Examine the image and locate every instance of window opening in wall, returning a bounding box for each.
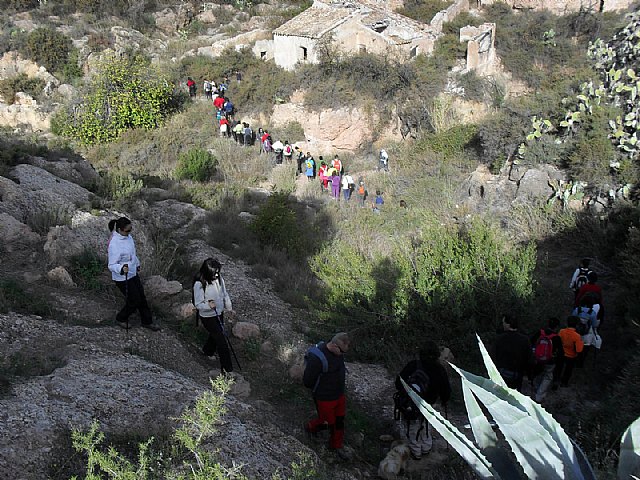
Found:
[260,51,267,59]
[300,46,308,60]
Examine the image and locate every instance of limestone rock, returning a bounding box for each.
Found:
[0,212,40,250]
[232,321,260,340]
[175,302,197,320]
[288,362,304,382]
[146,199,207,237]
[260,340,274,354]
[44,226,85,267]
[153,8,178,34]
[47,266,76,287]
[144,275,184,297]
[9,163,91,208]
[228,372,251,399]
[26,155,100,189]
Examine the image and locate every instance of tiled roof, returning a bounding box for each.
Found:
[273,0,436,43]
[273,3,352,38]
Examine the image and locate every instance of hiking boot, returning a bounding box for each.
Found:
[142,323,161,332]
[116,320,129,330]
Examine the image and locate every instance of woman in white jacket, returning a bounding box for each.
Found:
[193,258,234,373]
[108,217,160,331]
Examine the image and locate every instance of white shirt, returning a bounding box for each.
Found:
[107,232,141,281]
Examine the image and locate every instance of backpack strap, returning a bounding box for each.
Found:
[308,343,328,393]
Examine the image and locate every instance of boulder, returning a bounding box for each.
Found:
[26,155,100,189]
[516,168,554,201]
[288,362,304,382]
[232,321,260,340]
[0,212,40,250]
[144,275,184,297]
[174,302,197,321]
[228,372,251,399]
[47,266,76,287]
[153,8,178,34]
[146,199,207,239]
[44,226,85,267]
[9,163,91,208]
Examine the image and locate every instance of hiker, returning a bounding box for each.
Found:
[204,80,212,100]
[569,258,592,296]
[235,70,242,82]
[318,161,328,192]
[356,180,367,208]
[193,258,234,374]
[530,317,563,402]
[272,140,284,164]
[331,168,341,200]
[187,77,196,98]
[372,190,384,213]
[224,99,234,119]
[492,315,531,390]
[571,295,601,366]
[341,171,354,201]
[303,332,350,460]
[213,95,225,110]
[219,117,229,137]
[107,217,160,331]
[233,121,244,144]
[331,155,343,175]
[556,316,584,387]
[243,123,253,146]
[379,149,389,171]
[394,341,451,460]
[283,141,293,163]
[296,147,306,175]
[305,155,315,181]
[574,271,603,312]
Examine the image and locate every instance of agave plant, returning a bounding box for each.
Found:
[401,335,640,479]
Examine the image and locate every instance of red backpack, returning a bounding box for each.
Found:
[533,330,556,363]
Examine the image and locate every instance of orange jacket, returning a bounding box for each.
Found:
[559,328,584,359]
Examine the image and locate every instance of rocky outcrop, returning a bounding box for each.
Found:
[480,0,632,13]
[195,29,272,58]
[0,212,40,250]
[26,155,100,189]
[271,98,402,153]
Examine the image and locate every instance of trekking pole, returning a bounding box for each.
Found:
[124,267,130,335]
[214,308,242,371]
[444,403,450,451]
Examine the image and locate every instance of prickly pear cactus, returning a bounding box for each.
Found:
[588,11,640,157]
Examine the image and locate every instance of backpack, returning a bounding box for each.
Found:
[574,267,591,291]
[393,361,430,422]
[304,342,328,393]
[192,279,203,326]
[575,307,593,335]
[358,185,365,195]
[284,145,292,155]
[533,330,556,363]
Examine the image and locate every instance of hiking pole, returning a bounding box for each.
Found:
[214,308,242,371]
[124,266,130,335]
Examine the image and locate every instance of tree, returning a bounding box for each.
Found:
[55,53,178,145]
[21,27,72,73]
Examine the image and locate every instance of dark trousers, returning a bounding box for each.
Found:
[201,313,233,373]
[115,275,152,325]
[555,355,577,386]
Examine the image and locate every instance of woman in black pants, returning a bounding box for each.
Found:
[108,217,160,331]
[193,258,234,373]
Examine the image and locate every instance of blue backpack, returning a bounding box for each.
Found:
[305,342,328,393]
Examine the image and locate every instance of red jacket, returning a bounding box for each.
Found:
[575,283,602,307]
[214,97,225,109]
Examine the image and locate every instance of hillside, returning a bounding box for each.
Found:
[1,0,640,479]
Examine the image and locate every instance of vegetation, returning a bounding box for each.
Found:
[20,27,73,73]
[0,73,45,104]
[53,53,179,145]
[175,148,218,182]
[69,377,319,479]
[406,336,640,479]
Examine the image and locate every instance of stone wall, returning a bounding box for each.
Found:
[430,0,470,32]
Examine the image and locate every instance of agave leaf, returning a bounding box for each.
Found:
[619,416,640,479]
[475,336,594,480]
[453,365,566,479]
[401,378,500,480]
[462,383,523,479]
[476,333,507,388]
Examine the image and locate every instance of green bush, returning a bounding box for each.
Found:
[396,0,451,23]
[310,220,537,362]
[95,170,144,203]
[20,27,72,73]
[56,53,179,145]
[70,249,104,290]
[567,134,617,188]
[418,123,479,159]
[0,73,44,104]
[478,109,529,168]
[175,148,217,182]
[457,71,488,103]
[0,278,52,316]
[0,0,39,11]
[249,192,307,260]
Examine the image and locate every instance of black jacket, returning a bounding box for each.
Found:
[493,330,531,374]
[303,343,346,401]
[395,359,451,405]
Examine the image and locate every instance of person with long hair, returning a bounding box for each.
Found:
[193,258,234,373]
[107,217,160,331]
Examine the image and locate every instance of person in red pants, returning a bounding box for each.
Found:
[303,332,350,460]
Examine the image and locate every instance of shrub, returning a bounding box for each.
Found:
[0,0,39,11]
[0,278,52,316]
[20,27,72,73]
[478,109,529,168]
[70,248,104,290]
[175,148,217,182]
[57,53,178,144]
[567,134,617,189]
[23,206,72,235]
[418,123,479,159]
[396,0,451,23]
[96,170,144,203]
[249,192,307,260]
[0,73,44,104]
[457,71,489,103]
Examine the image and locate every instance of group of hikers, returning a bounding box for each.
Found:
[493,257,604,402]
[107,216,606,463]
